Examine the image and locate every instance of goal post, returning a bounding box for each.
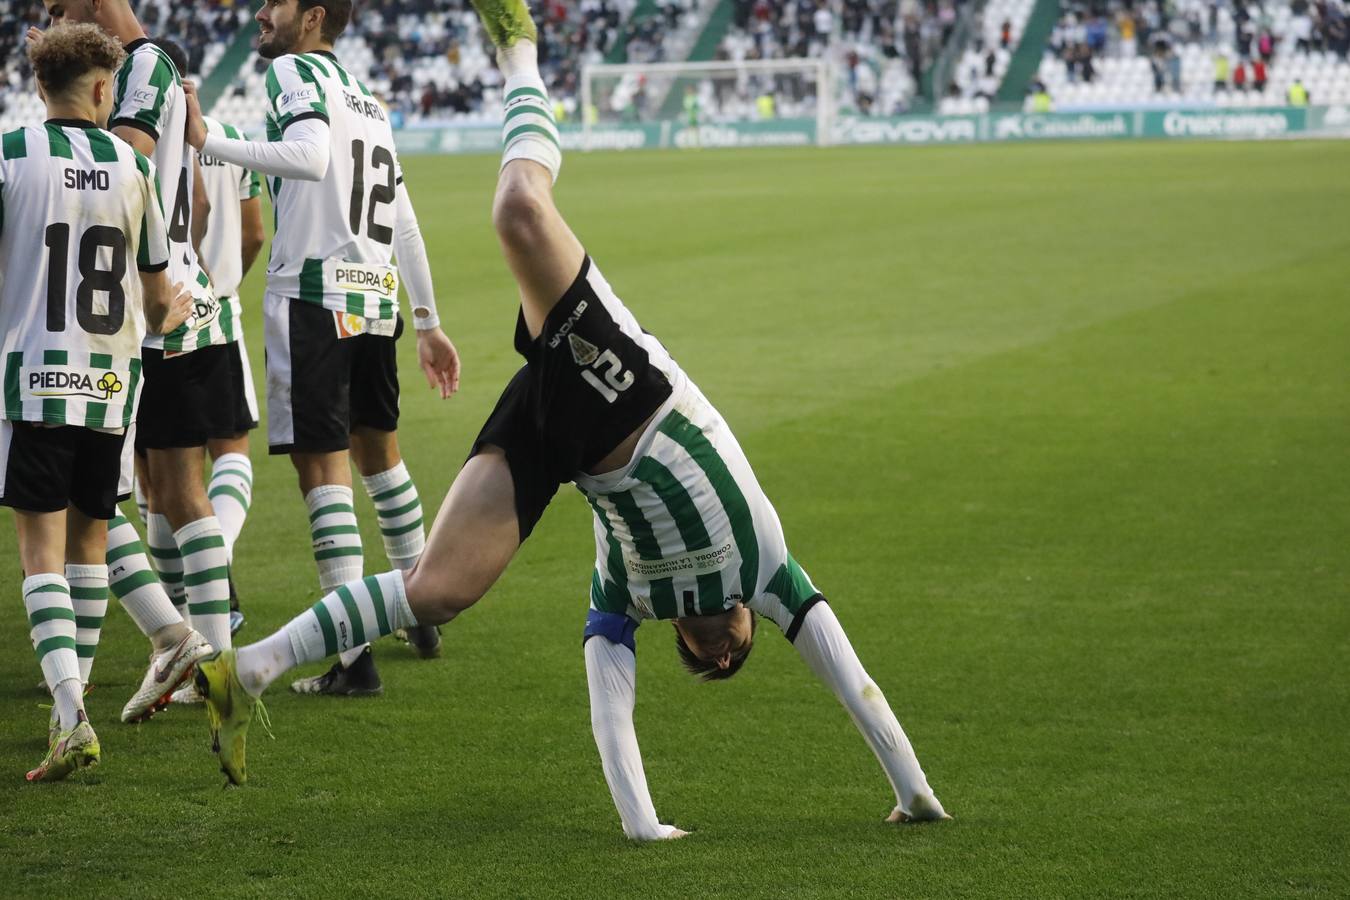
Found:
[580,58,834,151]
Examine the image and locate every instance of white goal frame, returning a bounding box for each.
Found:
[580,58,834,150]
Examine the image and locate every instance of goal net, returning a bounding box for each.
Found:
[579,59,834,151]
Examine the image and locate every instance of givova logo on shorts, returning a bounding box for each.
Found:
[22,366,125,401]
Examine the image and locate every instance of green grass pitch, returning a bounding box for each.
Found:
[1,140,1347,898]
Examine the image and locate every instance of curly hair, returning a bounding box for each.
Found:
[674,612,758,682]
[28,23,125,97]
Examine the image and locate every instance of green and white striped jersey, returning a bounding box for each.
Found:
[263,52,403,320]
[199,116,261,340]
[0,121,169,430]
[570,271,818,631]
[112,38,224,354]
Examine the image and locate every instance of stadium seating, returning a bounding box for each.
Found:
[1030,0,1350,110]
[939,0,1034,113]
[0,0,249,131]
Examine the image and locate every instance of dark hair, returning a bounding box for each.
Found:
[28,23,125,97]
[299,0,352,43]
[149,37,188,78]
[675,612,757,682]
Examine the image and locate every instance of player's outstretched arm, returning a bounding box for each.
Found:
[393,180,460,398]
[182,81,330,182]
[584,636,689,842]
[790,602,951,823]
[142,272,194,336]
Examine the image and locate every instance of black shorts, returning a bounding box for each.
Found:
[264,296,403,455]
[468,256,672,541]
[137,344,241,450]
[226,336,259,434]
[0,420,126,519]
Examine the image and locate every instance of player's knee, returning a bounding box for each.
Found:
[492,180,548,249]
[403,565,484,625]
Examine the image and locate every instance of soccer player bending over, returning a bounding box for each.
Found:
[1,24,191,781]
[196,0,949,836]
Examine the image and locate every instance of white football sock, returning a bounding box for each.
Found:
[66,564,107,685]
[208,452,253,558]
[107,509,183,637]
[24,574,83,729]
[305,485,363,591]
[501,66,561,182]
[361,462,425,570]
[147,512,186,615]
[237,571,416,696]
[176,517,232,652]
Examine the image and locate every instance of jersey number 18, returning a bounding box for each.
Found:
[44,223,126,335]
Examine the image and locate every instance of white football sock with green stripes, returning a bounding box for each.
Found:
[67,564,107,685]
[208,452,253,558]
[306,485,363,591]
[502,72,561,182]
[148,512,186,616]
[25,574,83,729]
[176,517,232,652]
[361,462,425,570]
[107,510,183,638]
[236,571,418,697]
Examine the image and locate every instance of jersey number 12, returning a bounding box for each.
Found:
[349,139,394,245]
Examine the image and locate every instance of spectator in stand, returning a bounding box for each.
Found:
[1291,7,1314,53]
[1118,10,1138,57]
[1257,27,1275,62]
[1213,51,1230,91]
[1232,59,1247,91]
[1252,57,1267,92]
[1287,77,1310,105]
[1000,18,1012,49]
[1030,79,1053,111]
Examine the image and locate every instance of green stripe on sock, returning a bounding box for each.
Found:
[505,86,548,103]
[29,607,76,626]
[188,601,231,616]
[208,485,251,509]
[370,481,413,503]
[504,102,555,124]
[148,544,181,560]
[181,534,227,556]
[35,636,77,657]
[381,497,422,519]
[380,518,423,538]
[111,569,159,597]
[335,585,367,646]
[106,541,145,564]
[312,524,361,539]
[184,566,230,587]
[504,122,560,150]
[364,576,390,635]
[309,502,355,522]
[315,547,363,561]
[25,583,69,595]
[312,599,339,655]
[70,587,106,600]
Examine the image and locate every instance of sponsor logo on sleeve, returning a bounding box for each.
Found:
[131,87,157,107]
[277,86,319,116]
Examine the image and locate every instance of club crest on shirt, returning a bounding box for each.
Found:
[569,333,599,366]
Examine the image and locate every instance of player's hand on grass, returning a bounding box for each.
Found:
[182,81,207,151]
[416,326,460,399]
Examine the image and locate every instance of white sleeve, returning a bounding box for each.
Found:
[791,602,945,818]
[392,180,440,330]
[584,637,681,841]
[199,117,331,182]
